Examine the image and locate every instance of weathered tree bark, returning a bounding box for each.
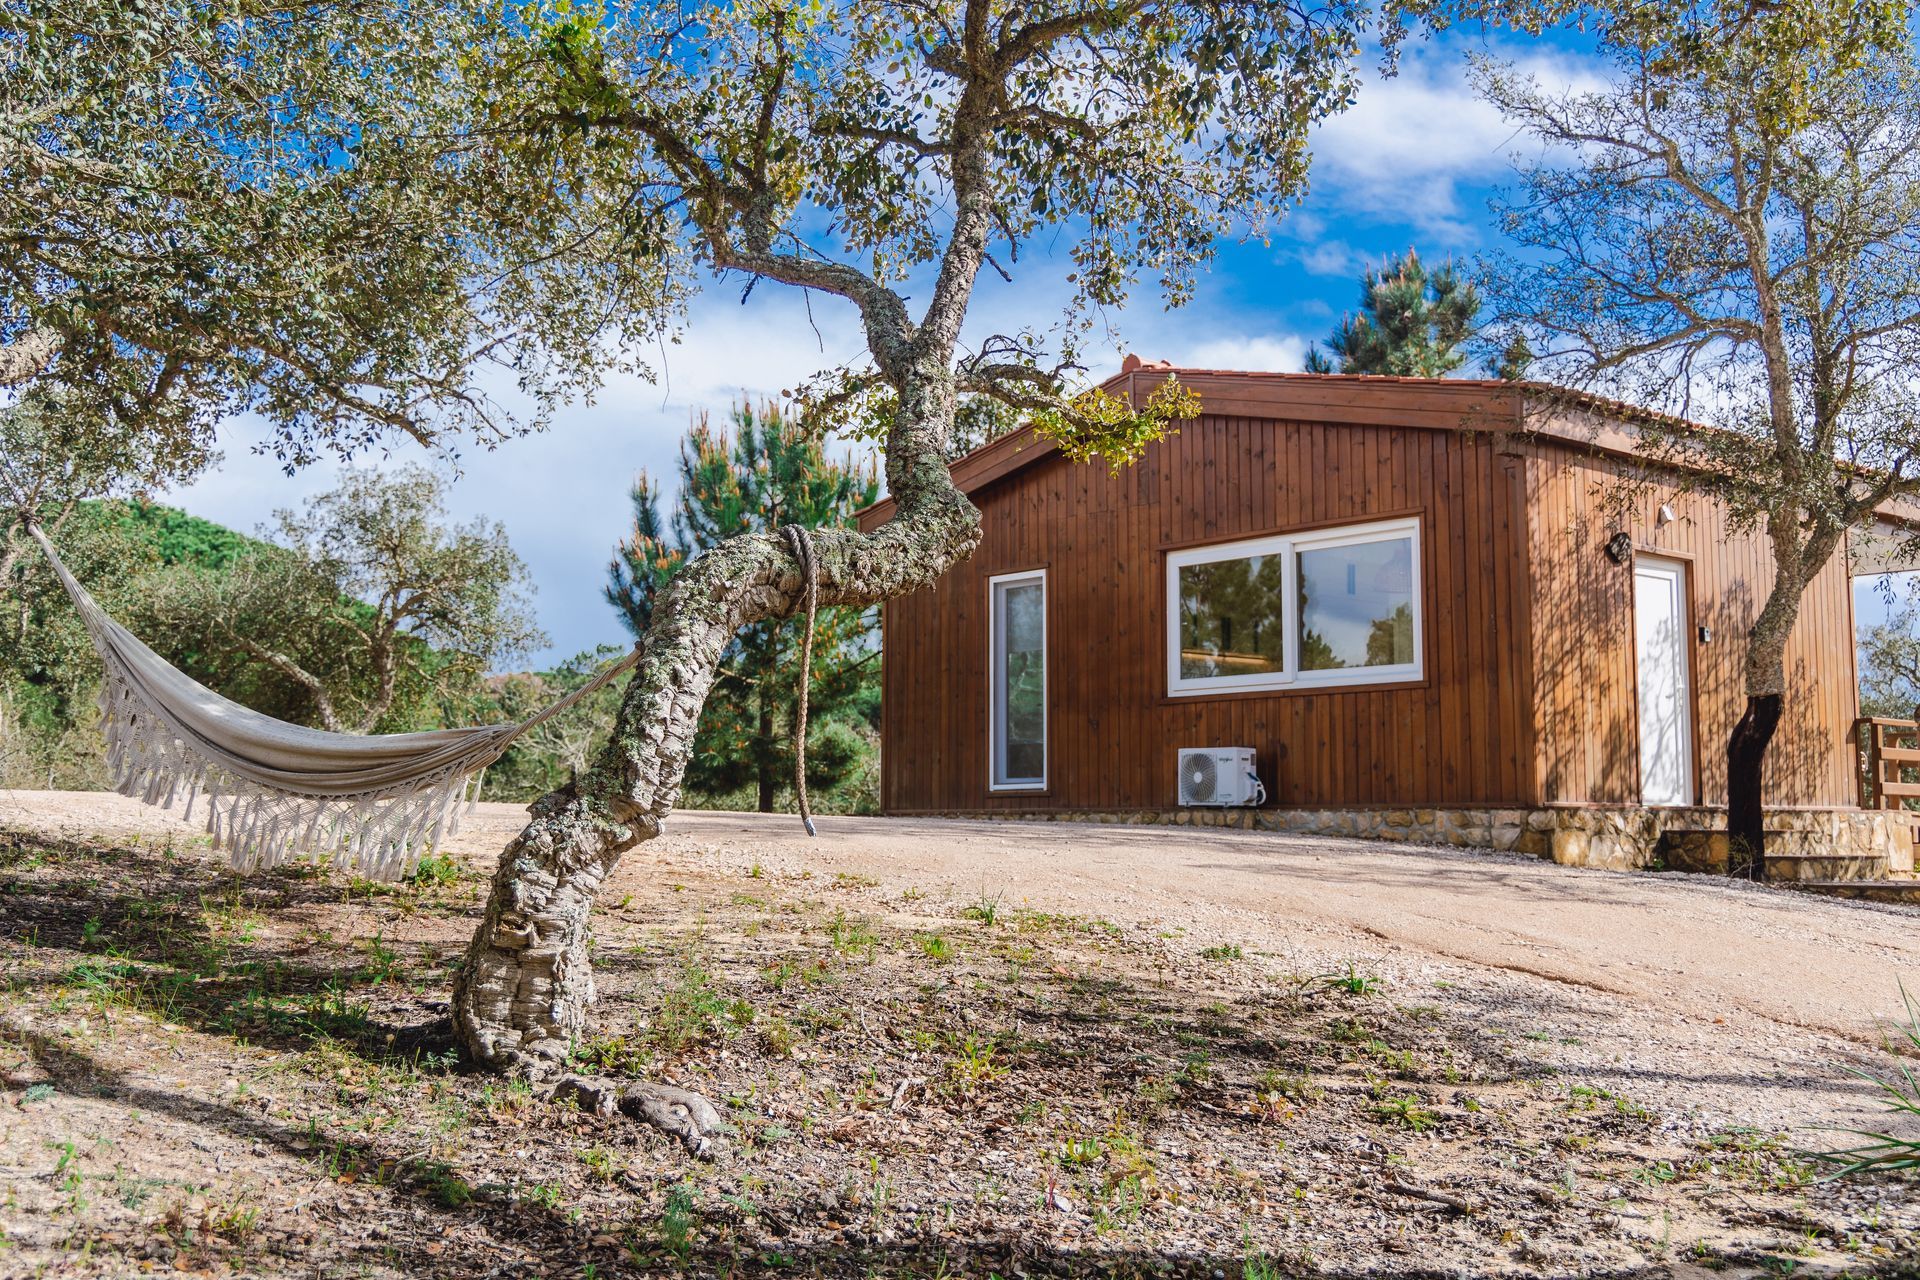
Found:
[450,375,980,1105]
[0,328,62,389]
[452,17,1017,1152]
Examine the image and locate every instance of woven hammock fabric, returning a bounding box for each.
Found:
[25,524,636,880]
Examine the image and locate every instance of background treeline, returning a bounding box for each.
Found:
[0,403,887,813]
[0,469,546,791]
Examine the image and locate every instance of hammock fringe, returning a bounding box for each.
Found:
[23,520,642,881]
[94,669,487,879]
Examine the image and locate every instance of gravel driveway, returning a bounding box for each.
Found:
[7,789,1918,1141]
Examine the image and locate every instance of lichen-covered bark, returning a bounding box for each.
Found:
[451,375,979,1073]
[453,1,1011,1079]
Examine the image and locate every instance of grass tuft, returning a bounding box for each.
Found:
[1812,983,1920,1177]
[961,893,1004,927]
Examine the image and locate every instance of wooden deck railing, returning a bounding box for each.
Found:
[1856,716,1920,811]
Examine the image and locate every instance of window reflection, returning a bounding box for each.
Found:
[1297,537,1416,670]
[1177,554,1286,679]
[1166,519,1422,694]
[998,580,1045,782]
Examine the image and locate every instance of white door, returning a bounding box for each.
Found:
[1633,556,1694,806]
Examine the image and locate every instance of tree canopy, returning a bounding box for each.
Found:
[1461,0,1920,861]
[143,467,545,735]
[473,0,1369,467]
[0,0,677,494]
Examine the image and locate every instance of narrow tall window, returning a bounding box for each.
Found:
[989,570,1047,790]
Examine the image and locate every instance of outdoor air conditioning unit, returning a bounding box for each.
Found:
[1177,747,1266,807]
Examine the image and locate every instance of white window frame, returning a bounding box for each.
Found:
[1166,516,1424,697]
[988,569,1048,791]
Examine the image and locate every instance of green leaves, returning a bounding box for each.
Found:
[5,0,678,477]
[1032,375,1201,473]
[484,0,1366,375]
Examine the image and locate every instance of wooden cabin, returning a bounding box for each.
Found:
[856,360,1906,869]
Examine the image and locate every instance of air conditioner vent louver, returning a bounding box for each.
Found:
[1183,753,1219,803]
[1177,747,1265,807]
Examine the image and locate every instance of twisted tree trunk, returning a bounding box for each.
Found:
[452,27,1009,1140]
[450,375,978,1108]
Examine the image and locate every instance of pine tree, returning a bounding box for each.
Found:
[607,402,881,812]
[1304,250,1481,377]
[1488,329,1534,382]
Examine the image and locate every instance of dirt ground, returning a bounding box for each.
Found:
[2,790,1918,1279]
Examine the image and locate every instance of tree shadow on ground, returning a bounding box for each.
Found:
[0,827,464,1063]
[20,1023,1909,1280]
[8,825,1918,1278]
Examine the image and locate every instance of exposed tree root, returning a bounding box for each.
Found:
[551,1074,731,1157]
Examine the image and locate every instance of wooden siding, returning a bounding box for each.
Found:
[1521,439,1859,807]
[876,414,1540,813]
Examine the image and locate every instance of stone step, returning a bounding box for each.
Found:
[1658,829,1728,874]
[1660,826,1830,850]
[1784,880,1920,906]
[1764,852,1891,883]
[1657,829,1891,880]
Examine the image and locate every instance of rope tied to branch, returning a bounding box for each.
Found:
[780,524,819,838]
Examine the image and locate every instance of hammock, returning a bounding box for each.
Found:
[19,523,641,880]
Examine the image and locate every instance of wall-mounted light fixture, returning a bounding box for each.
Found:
[1698,625,1713,644]
[1605,532,1634,565]
[1656,503,1677,528]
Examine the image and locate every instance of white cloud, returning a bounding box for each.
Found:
[1294,239,1371,279]
[1302,45,1601,240]
[1167,333,1312,374]
[168,288,872,666]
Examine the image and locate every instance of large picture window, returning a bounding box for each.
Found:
[989,570,1047,790]
[1168,517,1422,696]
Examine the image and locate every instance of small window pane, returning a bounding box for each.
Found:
[1297,536,1416,671]
[1002,584,1044,777]
[1176,554,1287,679]
[996,579,1045,784]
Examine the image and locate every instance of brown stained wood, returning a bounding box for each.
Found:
[867,380,1864,814]
[880,415,1530,811]
[1522,439,1856,807]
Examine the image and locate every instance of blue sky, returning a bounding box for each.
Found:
[169,25,1902,665]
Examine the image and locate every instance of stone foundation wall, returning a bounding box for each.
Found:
[919,804,1917,876]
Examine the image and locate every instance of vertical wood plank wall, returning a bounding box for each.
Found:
[877,414,1540,813]
[1522,440,1858,807]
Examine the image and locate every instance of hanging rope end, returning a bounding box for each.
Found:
[780,524,821,841]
